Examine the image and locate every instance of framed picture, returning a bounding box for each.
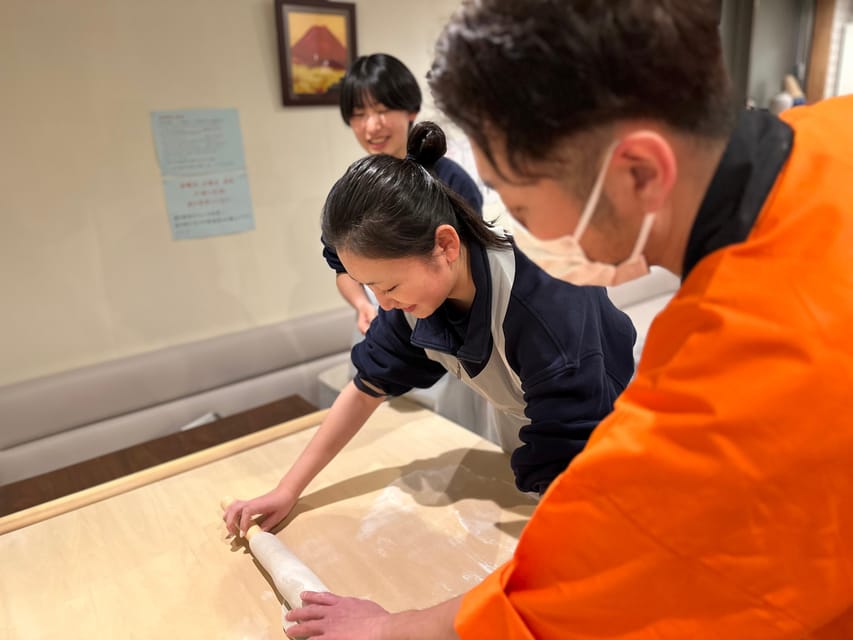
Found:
[274,0,358,107]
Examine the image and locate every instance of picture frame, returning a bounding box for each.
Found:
[274,0,358,107]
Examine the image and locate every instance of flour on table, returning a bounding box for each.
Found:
[357,485,416,540]
[357,466,505,547]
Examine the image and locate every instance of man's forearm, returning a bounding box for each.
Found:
[380,596,462,640]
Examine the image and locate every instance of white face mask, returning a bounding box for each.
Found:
[509,143,655,287]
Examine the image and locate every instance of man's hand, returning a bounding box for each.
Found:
[285,592,389,640]
[285,591,462,640]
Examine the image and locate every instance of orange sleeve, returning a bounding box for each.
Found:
[455,562,536,640]
[457,386,853,637]
[456,439,808,638]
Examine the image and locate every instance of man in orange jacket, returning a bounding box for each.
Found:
[286,1,853,637]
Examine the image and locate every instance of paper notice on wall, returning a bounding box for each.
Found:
[151,109,255,240]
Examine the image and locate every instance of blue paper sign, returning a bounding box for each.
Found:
[151,109,255,240]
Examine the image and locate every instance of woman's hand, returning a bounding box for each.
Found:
[222,486,298,537]
[356,301,378,335]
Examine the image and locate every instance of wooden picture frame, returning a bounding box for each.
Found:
[274,0,358,107]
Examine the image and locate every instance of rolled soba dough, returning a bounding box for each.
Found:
[247,530,329,634]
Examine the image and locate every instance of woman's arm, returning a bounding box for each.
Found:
[336,273,378,334]
[223,381,385,536]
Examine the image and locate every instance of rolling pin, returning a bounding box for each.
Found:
[221,496,329,636]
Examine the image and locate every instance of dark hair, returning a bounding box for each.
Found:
[322,122,508,259]
[339,54,422,125]
[428,0,736,179]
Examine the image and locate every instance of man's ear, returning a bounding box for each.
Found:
[434,224,462,262]
[610,131,677,214]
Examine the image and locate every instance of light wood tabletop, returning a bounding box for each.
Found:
[0,398,536,639]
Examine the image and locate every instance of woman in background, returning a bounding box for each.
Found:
[325,53,483,334]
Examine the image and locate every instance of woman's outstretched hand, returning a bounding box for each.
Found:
[222,486,298,537]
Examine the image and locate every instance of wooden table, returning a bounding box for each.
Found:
[0,398,535,639]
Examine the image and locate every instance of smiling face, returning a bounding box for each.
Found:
[348,96,417,159]
[338,251,452,318]
[337,225,473,318]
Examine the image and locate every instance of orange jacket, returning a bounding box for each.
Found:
[456,96,853,638]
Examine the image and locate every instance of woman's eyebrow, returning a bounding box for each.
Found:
[348,273,379,287]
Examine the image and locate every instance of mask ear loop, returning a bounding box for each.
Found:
[572,141,620,241]
[628,212,656,260]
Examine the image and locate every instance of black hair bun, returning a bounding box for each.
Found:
[407,121,447,168]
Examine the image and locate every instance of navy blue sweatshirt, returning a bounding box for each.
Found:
[350,239,636,494]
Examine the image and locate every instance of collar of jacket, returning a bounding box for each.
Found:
[683,109,794,279]
[408,241,494,366]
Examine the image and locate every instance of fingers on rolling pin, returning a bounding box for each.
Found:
[220,495,261,539]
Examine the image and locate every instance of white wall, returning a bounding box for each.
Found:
[837,21,853,93]
[825,0,853,95]
[0,0,466,386]
[747,0,807,108]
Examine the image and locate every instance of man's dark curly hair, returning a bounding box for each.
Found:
[429,0,735,180]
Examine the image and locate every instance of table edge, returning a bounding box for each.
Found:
[0,408,329,535]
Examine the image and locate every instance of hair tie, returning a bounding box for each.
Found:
[405,152,418,163]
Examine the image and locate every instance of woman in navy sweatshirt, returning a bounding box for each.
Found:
[224,122,635,537]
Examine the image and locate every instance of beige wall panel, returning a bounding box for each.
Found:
[0,0,468,385]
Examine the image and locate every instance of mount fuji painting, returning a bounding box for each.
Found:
[276,1,357,106]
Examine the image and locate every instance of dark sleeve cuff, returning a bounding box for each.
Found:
[352,374,394,398]
[511,436,589,494]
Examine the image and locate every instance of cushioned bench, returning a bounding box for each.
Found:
[0,307,353,485]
